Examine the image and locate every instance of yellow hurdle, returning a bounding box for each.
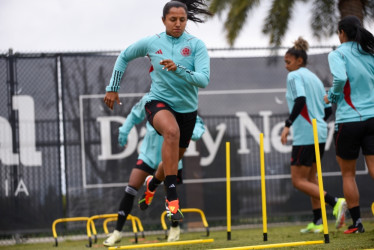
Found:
[312,119,330,243]
[103,217,118,234]
[259,133,268,241]
[86,213,138,247]
[160,208,209,238]
[108,238,214,250]
[103,215,145,238]
[52,217,93,247]
[210,240,324,250]
[226,141,232,240]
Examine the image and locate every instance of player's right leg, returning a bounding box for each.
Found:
[149,107,182,221]
[144,101,196,222]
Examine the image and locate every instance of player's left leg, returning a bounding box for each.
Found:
[167,220,180,242]
[104,168,150,246]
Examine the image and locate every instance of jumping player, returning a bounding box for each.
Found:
[103,0,212,222]
[103,94,205,246]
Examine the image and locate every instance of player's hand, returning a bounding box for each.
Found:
[118,126,128,147]
[104,92,121,110]
[160,59,177,71]
[281,126,290,145]
[323,95,330,104]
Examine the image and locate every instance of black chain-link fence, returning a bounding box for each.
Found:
[0,52,63,235]
[0,47,372,243]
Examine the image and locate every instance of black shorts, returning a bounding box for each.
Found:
[291,143,325,167]
[135,159,155,175]
[144,100,197,148]
[334,118,374,160]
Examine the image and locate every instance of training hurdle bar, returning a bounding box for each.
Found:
[160,208,209,239]
[210,240,324,250]
[86,213,138,247]
[103,215,145,238]
[108,238,214,250]
[52,217,94,247]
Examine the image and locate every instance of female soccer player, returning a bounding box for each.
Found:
[103,0,211,222]
[103,94,205,246]
[325,15,374,234]
[281,37,346,233]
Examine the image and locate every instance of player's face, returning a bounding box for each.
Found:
[338,29,347,44]
[284,53,302,72]
[163,7,187,38]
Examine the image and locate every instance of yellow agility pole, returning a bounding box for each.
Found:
[226,142,232,240]
[312,118,329,243]
[108,238,214,250]
[210,240,324,250]
[259,133,268,241]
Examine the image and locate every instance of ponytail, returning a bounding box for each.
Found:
[163,0,212,23]
[338,15,374,55]
[357,26,374,55]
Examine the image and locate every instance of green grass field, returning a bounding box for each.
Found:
[1,220,373,250]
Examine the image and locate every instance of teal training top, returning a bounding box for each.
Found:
[107,32,210,113]
[119,95,205,170]
[327,41,374,123]
[285,67,330,145]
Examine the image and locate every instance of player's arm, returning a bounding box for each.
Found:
[284,96,306,127]
[118,96,148,146]
[324,107,332,121]
[327,51,346,103]
[281,96,305,145]
[173,40,210,88]
[281,73,306,145]
[191,115,205,141]
[104,37,150,109]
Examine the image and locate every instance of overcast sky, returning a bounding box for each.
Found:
[0,0,349,54]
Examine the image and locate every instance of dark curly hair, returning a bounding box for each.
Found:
[286,37,309,66]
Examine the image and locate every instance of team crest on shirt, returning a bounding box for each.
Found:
[180,46,191,57]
